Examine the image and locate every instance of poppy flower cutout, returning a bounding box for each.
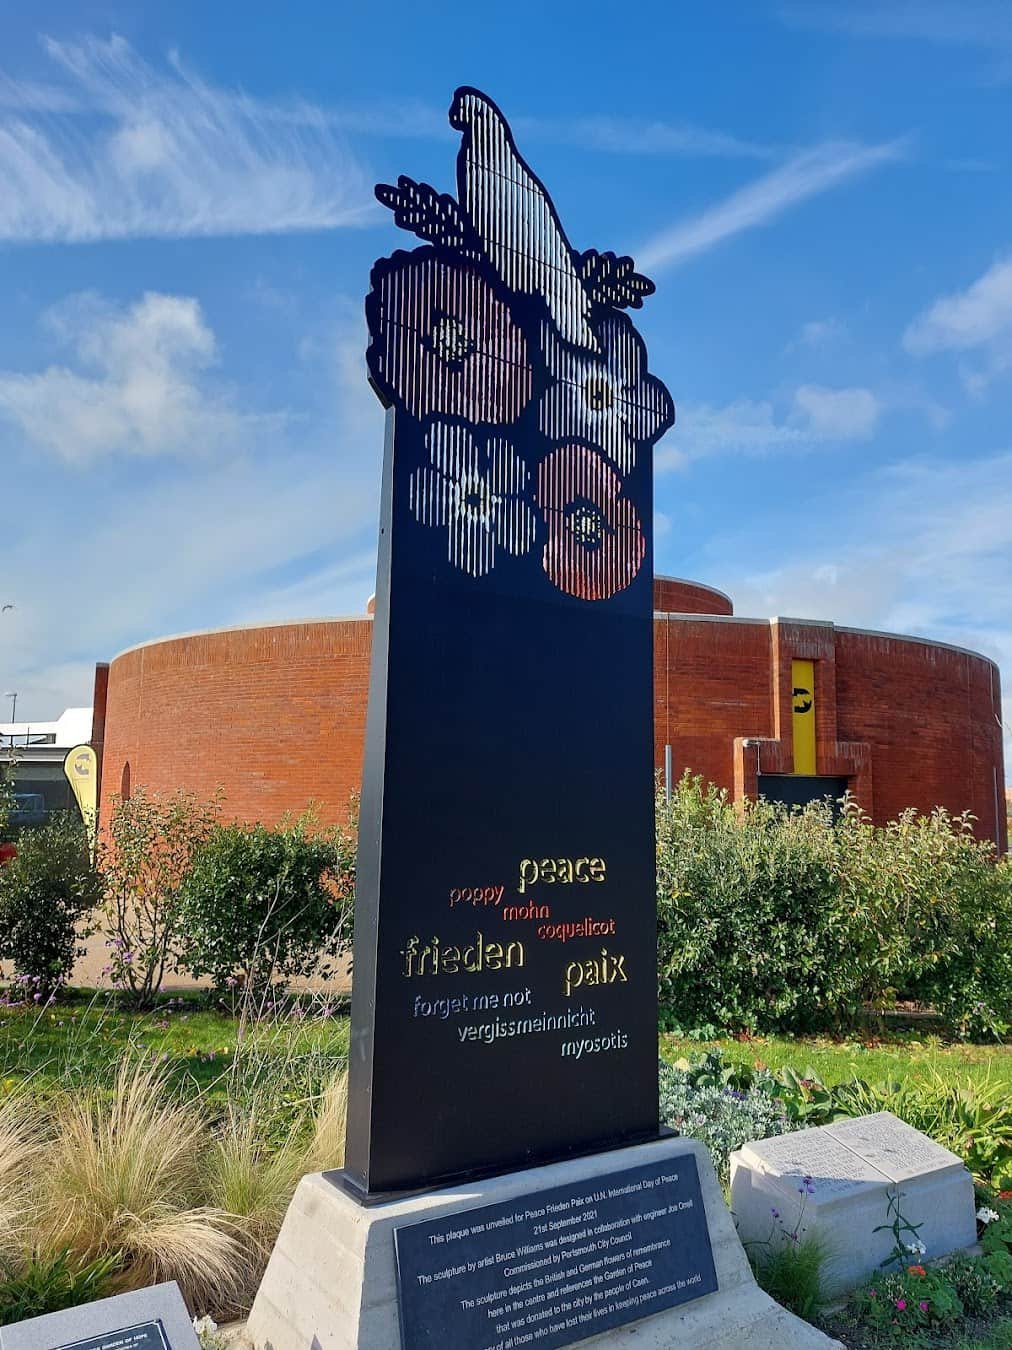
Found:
[409,421,537,578]
[537,444,646,601]
[538,310,674,475]
[367,248,534,426]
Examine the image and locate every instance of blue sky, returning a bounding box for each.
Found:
[1,1,1011,774]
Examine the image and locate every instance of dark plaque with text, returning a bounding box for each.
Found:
[394,1157,717,1350]
[345,86,676,1195]
[55,1324,169,1350]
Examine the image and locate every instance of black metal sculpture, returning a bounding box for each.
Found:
[345,87,675,1198]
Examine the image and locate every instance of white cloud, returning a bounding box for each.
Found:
[0,34,373,243]
[1,296,385,724]
[714,450,1012,775]
[517,115,777,160]
[904,259,1012,353]
[660,384,882,467]
[904,259,1012,395]
[637,138,905,273]
[792,384,882,440]
[798,317,847,347]
[0,292,248,463]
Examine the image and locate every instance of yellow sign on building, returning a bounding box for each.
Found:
[792,659,816,775]
[63,744,98,854]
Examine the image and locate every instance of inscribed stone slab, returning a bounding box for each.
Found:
[0,1283,198,1350]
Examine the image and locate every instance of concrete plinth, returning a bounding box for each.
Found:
[244,1137,839,1349]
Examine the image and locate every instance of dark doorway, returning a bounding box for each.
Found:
[758,774,849,818]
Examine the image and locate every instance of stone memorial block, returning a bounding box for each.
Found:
[730,1112,977,1295]
[244,1137,841,1350]
[0,1283,199,1350]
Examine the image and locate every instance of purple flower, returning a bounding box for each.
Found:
[771,1208,780,1221]
[895,1299,907,1311]
[919,1301,928,1313]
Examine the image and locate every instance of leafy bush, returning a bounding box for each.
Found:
[0,816,103,995]
[175,813,355,996]
[101,788,221,1007]
[658,1052,799,1183]
[656,774,1012,1038]
[942,1250,1003,1315]
[657,777,859,1032]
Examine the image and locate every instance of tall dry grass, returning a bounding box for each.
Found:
[308,1071,348,1172]
[0,1093,45,1265]
[37,1062,245,1311]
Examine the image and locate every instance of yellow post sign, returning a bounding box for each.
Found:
[63,744,98,854]
[791,660,816,775]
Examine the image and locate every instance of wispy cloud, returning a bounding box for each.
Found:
[659,384,883,468]
[637,139,906,273]
[0,34,374,244]
[516,115,777,160]
[904,258,1012,394]
[778,2,1012,49]
[0,292,252,462]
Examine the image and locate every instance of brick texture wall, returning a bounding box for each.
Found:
[98,585,1007,851]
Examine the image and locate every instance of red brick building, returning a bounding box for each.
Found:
[93,576,1007,851]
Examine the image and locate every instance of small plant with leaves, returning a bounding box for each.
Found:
[875,1187,927,1270]
[100,787,221,1007]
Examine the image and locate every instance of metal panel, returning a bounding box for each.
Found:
[346,87,675,1196]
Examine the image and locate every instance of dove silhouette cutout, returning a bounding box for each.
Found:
[449,86,599,353]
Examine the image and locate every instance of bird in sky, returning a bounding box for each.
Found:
[450,86,599,353]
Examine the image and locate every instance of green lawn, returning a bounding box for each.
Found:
[661,1030,1012,1094]
[3,990,1009,1111]
[0,988,350,1112]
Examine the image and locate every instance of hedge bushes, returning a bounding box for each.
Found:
[657,774,1012,1039]
[0,816,103,996]
[175,815,356,996]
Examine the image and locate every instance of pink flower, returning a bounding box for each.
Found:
[895,1299,907,1311]
[919,1301,929,1313]
[366,248,533,425]
[537,445,646,601]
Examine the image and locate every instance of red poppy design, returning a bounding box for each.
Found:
[366,248,533,425]
[537,444,646,601]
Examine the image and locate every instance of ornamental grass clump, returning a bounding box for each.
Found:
[0,1093,45,1264]
[308,1070,348,1172]
[38,1061,245,1311]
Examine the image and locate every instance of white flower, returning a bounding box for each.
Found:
[977,1206,1001,1224]
[193,1318,218,1336]
[409,422,536,578]
[904,1239,927,1255]
[537,311,674,475]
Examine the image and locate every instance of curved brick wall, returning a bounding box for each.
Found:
[653,576,732,615]
[97,585,1006,851]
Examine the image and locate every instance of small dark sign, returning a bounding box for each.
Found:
[55,1323,169,1350]
[394,1156,717,1350]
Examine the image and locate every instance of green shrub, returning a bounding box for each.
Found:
[656,774,1012,1039]
[0,816,104,996]
[175,813,355,996]
[0,1248,122,1323]
[658,1052,799,1183]
[942,1251,1003,1315]
[101,787,222,1007]
[657,777,859,1032]
[752,1233,828,1322]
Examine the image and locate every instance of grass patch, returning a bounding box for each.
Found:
[660,1031,1012,1096]
[0,988,350,1111]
